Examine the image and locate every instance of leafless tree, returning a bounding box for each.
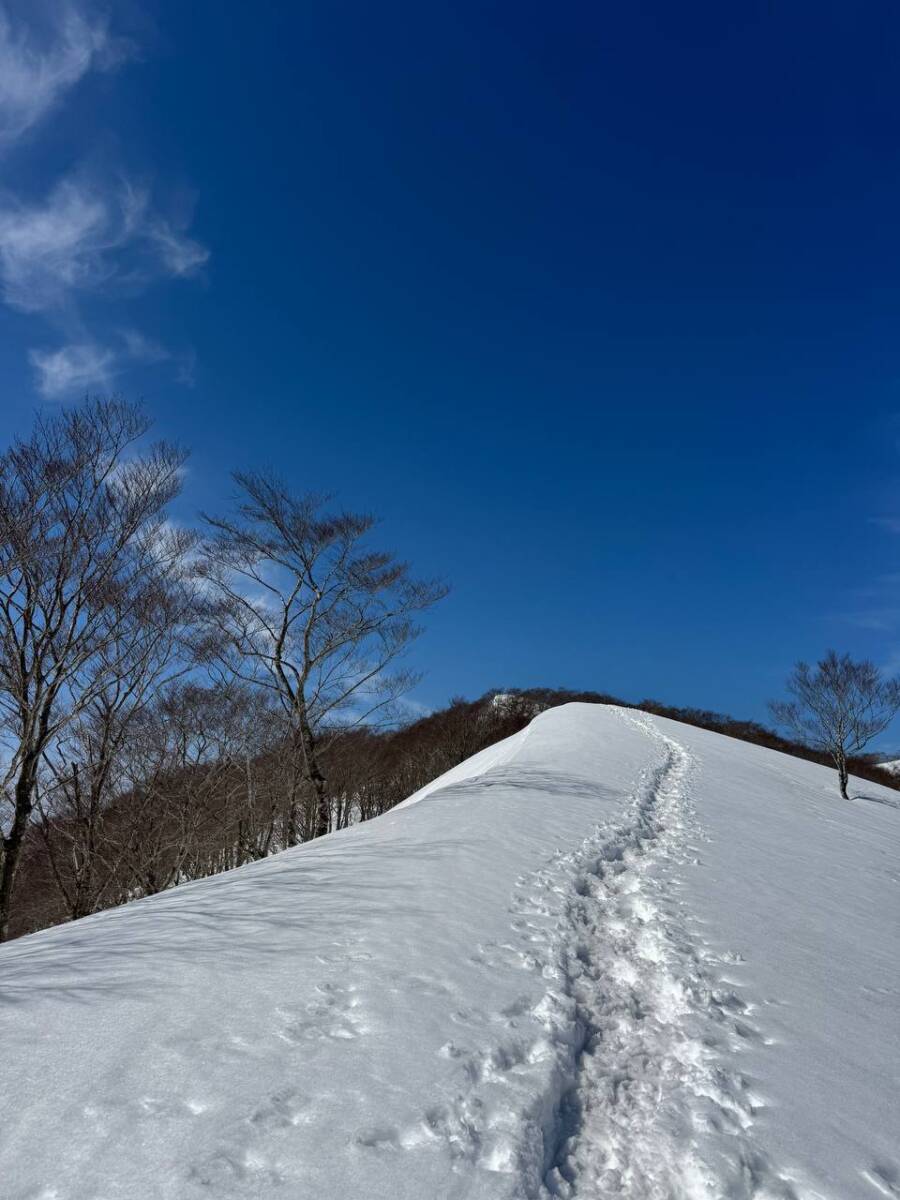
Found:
[35,553,197,920]
[200,474,447,840]
[770,650,900,799]
[0,399,187,939]
[107,680,293,892]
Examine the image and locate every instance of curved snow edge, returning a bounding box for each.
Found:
[392,711,539,812]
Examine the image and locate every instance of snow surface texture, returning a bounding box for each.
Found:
[1,704,898,1200]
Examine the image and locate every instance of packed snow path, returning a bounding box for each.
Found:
[1,704,898,1200]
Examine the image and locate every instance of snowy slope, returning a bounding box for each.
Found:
[1,704,897,1200]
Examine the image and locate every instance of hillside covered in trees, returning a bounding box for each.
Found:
[9,681,899,941]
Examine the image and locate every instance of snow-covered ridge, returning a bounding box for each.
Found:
[1,704,897,1200]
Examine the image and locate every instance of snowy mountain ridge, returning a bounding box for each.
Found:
[1,703,897,1200]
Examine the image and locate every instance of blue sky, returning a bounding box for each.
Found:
[2,1,900,730]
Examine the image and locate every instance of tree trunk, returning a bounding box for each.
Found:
[285,776,301,847]
[296,706,329,839]
[836,753,850,800]
[0,756,39,942]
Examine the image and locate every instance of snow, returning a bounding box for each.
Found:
[1,703,897,1200]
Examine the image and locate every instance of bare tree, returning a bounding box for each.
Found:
[200,474,447,840]
[0,399,187,940]
[35,553,197,921]
[770,650,900,799]
[109,688,224,896]
[110,681,290,892]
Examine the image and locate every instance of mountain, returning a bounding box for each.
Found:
[1,703,897,1200]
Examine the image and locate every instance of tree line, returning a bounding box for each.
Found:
[10,689,538,939]
[0,398,446,941]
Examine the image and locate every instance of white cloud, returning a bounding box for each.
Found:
[29,340,114,396]
[0,6,207,397]
[119,327,170,363]
[0,3,127,152]
[146,217,210,277]
[0,175,209,312]
[29,327,194,397]
[0,179,111,310]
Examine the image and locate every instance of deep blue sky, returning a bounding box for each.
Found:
[3,2,900,729]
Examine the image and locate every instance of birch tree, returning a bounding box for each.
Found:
[770,650,900,799]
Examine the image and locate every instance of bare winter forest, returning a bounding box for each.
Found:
[1,399,897,943]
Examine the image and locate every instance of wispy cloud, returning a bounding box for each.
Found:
[0,175,208,313]
[831,569,900,641]
[29,340,114,396]
[119,328,171,364]
[0,178,111,311]
[0,174,207,397]
[145,217,209,277]
[0,5,205,396]
[0,3,129,152]
[174,346,197,388]
[29,327,190,398]
[839,608,900,633]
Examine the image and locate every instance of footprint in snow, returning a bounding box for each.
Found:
[275,983,367,1043]
[248,1087,311,1131]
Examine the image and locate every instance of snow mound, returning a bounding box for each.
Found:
[1,703,897,1200]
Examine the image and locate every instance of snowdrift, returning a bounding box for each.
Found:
[1,704,897,1200]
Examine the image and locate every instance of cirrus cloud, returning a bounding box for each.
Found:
[0,2,130,152]
[0,175,209,313]
[0,3,207,398]
[28,328,197,398]
[28,340,114,396]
